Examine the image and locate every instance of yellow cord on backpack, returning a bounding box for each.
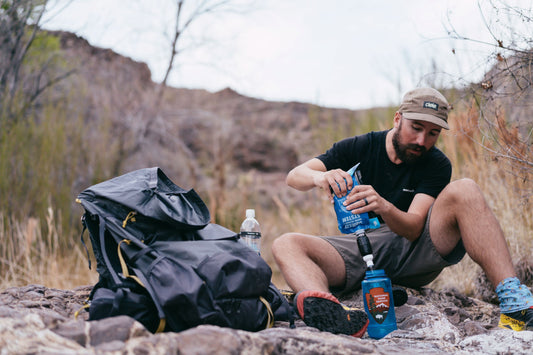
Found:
[259,296,274,329]
[155,318,166,333]
[74,299,91,319]
[117,239,145,287]
[122,211,137,228]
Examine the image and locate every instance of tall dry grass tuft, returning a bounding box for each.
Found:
[0,208,98,289]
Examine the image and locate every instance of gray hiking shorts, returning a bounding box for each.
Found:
[321,208,466,297]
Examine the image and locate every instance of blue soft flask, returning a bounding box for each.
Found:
[333,163,380,234]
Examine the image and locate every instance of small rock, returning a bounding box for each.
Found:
[396,305,421,323]
[52,319,87,346]
[443,331,456,343]
[407,296,425,305]
[463,320,489,336]
[88,315,150,346]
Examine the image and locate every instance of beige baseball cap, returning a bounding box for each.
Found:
[398,87,450,129]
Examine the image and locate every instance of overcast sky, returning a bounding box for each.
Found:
[41,0,520,110]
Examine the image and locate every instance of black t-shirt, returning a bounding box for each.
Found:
[316,130,451,215]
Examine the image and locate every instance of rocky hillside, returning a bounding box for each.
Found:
[1,284,532,354]
[50,30,532,207]
[51,30,391,195]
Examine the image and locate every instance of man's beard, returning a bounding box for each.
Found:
[392,124,428,165]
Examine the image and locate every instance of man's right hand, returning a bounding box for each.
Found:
[286,158,352,204]
[315,169,353,203]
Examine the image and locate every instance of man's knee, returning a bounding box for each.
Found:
[272,233,331,264]
[440,178,483,203]
[447,178,479,191]
[271,233,290,257]
[271,233,301,260]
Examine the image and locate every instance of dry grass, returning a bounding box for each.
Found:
[0,209,98,289]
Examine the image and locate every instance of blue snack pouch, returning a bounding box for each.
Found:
[333,163,380,234]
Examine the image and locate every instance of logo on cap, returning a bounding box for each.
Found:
[423,101,439,111]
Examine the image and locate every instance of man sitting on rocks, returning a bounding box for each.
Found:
[272,87,533,337]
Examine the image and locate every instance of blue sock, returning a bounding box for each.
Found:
[496,277,533,313]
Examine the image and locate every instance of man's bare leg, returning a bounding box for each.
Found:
[271,233,346,293]
[428,178,516,287]
[429,178,533,330]
[272,233,369,337]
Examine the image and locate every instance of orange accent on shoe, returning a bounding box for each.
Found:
[351,319,369,338]
[295,290,340,320]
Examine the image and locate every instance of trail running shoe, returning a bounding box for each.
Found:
[294,290,368,337]
[499,307,533,331]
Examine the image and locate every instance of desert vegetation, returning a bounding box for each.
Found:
[0,0,531,298]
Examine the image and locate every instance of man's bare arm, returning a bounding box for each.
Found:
[286,158,327,191]
[286,158,355,202]
[345,186,434,241]
[377,193,434,241]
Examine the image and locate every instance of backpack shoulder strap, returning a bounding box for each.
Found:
[98,218,122,286]
[131,266,167,333]
[116,238,167,333]
[80,215,91,269]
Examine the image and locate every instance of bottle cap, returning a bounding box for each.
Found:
[363,255,374,268]
[246,209,255,218]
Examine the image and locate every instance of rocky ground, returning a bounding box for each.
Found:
[0,284,532,354]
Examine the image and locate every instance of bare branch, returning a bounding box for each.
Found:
[155,0,257,103]
[446,1,533,189]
